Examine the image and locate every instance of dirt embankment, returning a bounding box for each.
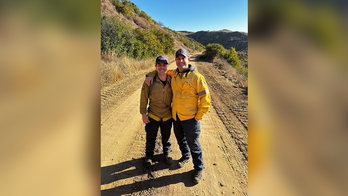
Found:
[101,54,248,195]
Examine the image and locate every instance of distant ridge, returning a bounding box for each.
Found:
[182,30,248,52]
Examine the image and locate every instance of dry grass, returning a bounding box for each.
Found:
[213,57,248,88]
[101,54,174,90]
[101,54,152,89]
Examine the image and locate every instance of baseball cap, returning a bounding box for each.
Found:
[175,48,189,58]
[155,55,168,64]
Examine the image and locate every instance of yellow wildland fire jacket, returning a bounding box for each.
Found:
[140,75,172,121]
[147,65,211,121]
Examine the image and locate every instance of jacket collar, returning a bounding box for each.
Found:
[175,64,195,77]
[155,74,171,85]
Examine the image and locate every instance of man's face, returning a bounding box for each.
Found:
[156,62,168,74]
[175,54,189,70]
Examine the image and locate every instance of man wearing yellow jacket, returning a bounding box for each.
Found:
[140,56,173,168]
[146,48,211,184]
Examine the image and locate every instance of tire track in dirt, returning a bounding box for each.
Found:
[198,105,248,195]
[193,57,248,163]
[212,66,248,130]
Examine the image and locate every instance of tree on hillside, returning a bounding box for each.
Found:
[158,21,164,27]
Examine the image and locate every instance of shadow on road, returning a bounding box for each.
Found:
[101,154,196,196]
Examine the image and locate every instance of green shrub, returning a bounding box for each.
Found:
[177,35,204,52]
[130,2,140,14]
[139,11,150,20]
[116,4,131,17]
[135,28,164,58]
[179,37,190,47]
[224,47,240,69]
[205,43,226,58]
[101,16,135,55]
[198,44,205,51]
[152,29,175,54]
[101,36,111,53]
[132,40,145,59]
[101,15,174,59]
[224,47,248,77]
[111,0,122,7]
[122,0,130,7]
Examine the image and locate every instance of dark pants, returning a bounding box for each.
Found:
[174,114,204,171]
[145,117,172,158]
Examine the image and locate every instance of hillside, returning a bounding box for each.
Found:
[184,30,248,53]
[100,0,204,55]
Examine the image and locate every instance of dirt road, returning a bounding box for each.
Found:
[101,54,248,195]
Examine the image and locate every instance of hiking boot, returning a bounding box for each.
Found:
[193,170,202,184]
[177,156,191,168]
[145,157,152,168]
[164,154,173,165]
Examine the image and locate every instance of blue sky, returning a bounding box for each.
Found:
[129,0,248,33]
